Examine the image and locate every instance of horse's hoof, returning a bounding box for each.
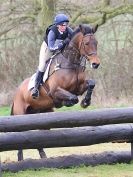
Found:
[80,99,91,108]
[54,102,63,108]
[74,97,79,104]
[70,96,79,104]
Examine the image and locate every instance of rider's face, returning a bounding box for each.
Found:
[57,23,68,32]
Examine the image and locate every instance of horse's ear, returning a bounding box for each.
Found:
[92,24,98,33]
[79,24,85,34]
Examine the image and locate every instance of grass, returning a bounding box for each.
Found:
[56,103,98,111]
[0,104,98,117]
[0,102,128,116]
[2,163,133,177]
[0,106,11,116]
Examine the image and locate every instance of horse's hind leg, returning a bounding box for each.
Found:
[53,87,79,107]
[80,79,95,108]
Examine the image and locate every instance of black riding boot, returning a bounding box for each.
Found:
[31,70,44,99]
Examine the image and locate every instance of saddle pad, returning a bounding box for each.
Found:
[28,73,36,91]
[28,58,52,91]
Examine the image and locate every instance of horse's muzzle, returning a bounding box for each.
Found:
[91,63,100,69]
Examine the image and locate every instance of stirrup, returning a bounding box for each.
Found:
[31,88,39,99]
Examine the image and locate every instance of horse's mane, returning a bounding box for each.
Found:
[71,24,93,38]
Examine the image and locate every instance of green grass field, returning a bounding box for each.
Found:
[0,106,11,116]
[0,104,98,116]
[0,105,133,177]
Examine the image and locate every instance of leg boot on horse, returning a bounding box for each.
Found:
[81,79,96,108]
[31,70,44,99]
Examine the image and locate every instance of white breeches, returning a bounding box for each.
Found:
[38,41,53,72]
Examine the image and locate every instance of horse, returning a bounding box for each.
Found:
[11,24,100,161]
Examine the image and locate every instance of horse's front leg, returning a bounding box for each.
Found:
[80,79,96,108]
[52,87,79,107]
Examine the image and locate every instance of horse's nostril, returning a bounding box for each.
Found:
[92,63,100,69]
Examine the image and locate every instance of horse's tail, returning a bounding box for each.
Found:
[10,102,14,115]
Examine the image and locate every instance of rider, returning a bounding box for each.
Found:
[32,13,73,99]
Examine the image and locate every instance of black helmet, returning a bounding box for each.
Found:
[54,13,69,25]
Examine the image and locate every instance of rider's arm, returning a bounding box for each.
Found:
[67,27,74,38]
[61,27,74,45]
[47,30,63,52]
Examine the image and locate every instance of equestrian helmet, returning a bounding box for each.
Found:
[54,13,69,25]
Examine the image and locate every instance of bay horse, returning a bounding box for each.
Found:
[11,24,100,161]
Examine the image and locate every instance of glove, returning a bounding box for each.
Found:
[49,43,64,52]
[63,38,71,45]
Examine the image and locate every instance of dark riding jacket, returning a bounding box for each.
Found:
[44,25,73,52]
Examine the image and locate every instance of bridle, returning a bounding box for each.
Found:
[79,33,97,59]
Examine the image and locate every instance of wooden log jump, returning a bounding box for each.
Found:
[2,151,131,172]
[0,124,133,152]
[1,107,133,172]
[0,107,133,132]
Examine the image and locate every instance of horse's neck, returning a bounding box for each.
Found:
[62,42,81,62]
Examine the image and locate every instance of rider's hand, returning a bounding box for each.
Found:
[57,43,64,50]
[63,38,71,45]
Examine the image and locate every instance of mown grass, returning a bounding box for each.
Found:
[0,104,97,116]
[0,106,11,116]
[3,163,133,177]
[0,102,128,116]
[56,104,98,111]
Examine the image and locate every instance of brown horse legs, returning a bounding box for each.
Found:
[80,79,95,108]
[53,87,79,107]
